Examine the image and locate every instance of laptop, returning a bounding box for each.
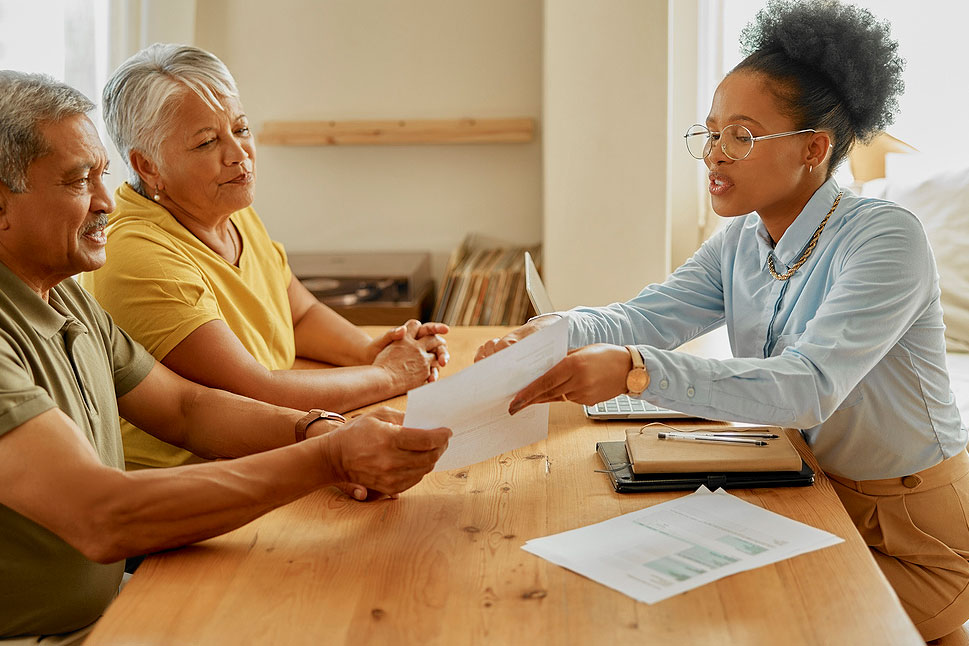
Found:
[522,251,694,421]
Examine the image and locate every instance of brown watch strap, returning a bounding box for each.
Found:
[295,409,347,443]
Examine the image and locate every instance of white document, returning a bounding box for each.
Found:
[404,316,569,471]
[522,486,843,604]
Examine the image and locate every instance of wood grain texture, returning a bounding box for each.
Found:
[258,118,535,146]
[86,327,922,645]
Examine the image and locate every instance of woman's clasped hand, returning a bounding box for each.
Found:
[369,320,450,387]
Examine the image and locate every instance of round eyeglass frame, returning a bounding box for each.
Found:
[684,123,818,161]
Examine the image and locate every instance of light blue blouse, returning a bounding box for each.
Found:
[564,178,967,480]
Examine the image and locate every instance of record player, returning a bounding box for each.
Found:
[289,251,434,325]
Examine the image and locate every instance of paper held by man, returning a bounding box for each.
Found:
[404,317,569,471]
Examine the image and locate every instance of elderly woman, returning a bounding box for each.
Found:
[82,44,448,470]
[480,1,969,642]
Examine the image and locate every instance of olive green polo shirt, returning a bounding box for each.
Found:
[0,261,155,638]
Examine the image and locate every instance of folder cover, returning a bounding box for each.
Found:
[596,440,814,493]
[625,425,802,474]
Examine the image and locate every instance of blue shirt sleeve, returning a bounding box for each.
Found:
[564,225,730,350]
[564,205,939,429]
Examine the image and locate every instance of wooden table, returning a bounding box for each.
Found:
[86,327,922,645]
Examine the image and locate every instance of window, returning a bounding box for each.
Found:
[0,0,111,137]
[711,0,965,161]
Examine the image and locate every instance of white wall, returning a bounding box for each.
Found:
[544,0,671,308]
[667,0,704,271]
[194,0,543,283]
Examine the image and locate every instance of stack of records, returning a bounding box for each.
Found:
[434,234,540,326]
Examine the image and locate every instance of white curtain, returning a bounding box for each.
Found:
[108,0,197,69]
[695,0,724,242]
[102,0,196,190]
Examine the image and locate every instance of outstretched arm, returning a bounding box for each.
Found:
[287,274,449,369]
[0,400,449,564]
[476,229,730,363]
[160,315,443,414]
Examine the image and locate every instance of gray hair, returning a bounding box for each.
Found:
[0,71,95,193]
[102,43,239,196]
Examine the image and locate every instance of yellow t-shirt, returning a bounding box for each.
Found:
[80,182,295,469]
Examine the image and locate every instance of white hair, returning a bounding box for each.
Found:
[102,43,239,195]
[0,71,94,193]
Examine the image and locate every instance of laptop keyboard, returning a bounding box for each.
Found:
[591,395,668,414]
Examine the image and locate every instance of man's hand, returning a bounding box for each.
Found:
[474,315,561,362]
[318,407,451,496]
[508,344,632,414]
[303,419,371,501]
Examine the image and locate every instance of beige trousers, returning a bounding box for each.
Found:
[830,449,969,641]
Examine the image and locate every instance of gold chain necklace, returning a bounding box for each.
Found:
[766,191,843,281]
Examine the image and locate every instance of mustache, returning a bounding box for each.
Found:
[81,214,108,234]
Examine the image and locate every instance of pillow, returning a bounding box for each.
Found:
[860,155,969,352]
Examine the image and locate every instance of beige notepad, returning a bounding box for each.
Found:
[624,426,802,474]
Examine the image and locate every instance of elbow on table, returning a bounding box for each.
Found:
[69,484,149,564]
[71,516,135,565]
[77,539,128,565]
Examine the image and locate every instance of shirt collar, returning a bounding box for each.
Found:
[0,260,69,339]
[754,177,842,270]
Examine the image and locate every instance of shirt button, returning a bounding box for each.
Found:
[687,386,695,398]
[901,475,922,489]
[659,379,669,390]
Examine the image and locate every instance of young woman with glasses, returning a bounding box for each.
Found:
[477,1,969,641]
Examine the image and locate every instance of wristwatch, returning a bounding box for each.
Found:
[295,409,347,443]
[624,345,649,395]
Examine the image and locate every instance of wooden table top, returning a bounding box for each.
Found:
[86,327,922,645]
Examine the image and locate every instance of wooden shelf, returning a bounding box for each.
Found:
[258,117,534,146]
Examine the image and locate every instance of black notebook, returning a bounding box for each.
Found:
[596,441,815,493]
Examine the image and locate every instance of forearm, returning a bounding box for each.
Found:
[564,290,724,351]
[293,302,375,365]
[85,438,337,562]
[265,364,402,413]
[565,237,727,350]
[179,361,401,423]
[158,385,305,458]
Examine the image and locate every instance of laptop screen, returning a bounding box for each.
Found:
[524,251,555,316]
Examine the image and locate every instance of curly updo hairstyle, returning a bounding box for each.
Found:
[734,0,905,177]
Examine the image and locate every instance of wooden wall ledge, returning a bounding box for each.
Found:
[258,117,535,146]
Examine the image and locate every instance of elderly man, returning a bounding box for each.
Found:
[0,71,450,644]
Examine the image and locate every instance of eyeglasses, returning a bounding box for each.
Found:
[684,124,817,161]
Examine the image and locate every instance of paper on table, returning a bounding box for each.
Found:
[522,486,843,604]
[404,316,569,471]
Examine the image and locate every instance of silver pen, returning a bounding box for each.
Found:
[689,431,780,439]
[657,432,768,446]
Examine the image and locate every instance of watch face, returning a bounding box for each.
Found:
[627,369,648,394]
